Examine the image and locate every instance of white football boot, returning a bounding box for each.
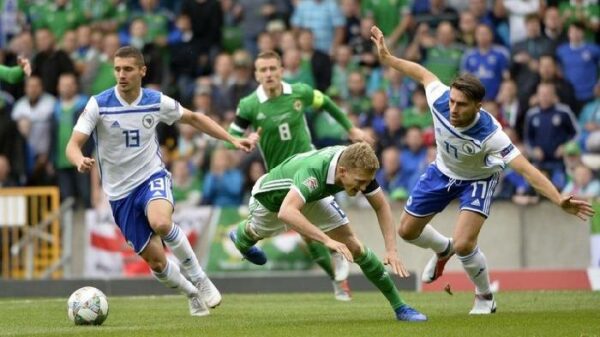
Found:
[195,277,222,308]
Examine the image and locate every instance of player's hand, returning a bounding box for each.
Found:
[247,127,262,148]
[348,127,374,145]
[77,157,95,173]
[560,195,595,221]
[17,56,31,77]
[383,250,410,278]
[324,238,353,263]
[370,26,391,62]
[231,138,253,153]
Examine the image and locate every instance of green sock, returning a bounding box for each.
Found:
[355,247,405,309]
[234,220,257,253]
[306,241,335,279]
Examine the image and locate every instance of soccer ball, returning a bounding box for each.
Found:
[67,286,109,325]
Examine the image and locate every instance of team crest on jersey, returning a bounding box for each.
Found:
[462,143,475,154]
[303,177,318,191]
[294,100,303,111]
[257,112,266,120]
[142,114,155,128]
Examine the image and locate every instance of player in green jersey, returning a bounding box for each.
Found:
[229,142,427,321]
[228,50,371,301]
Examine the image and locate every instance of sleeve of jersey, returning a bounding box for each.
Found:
[425,80,450,110]
[363,179,381,197]
[317,90,353,131]
[229,105,252,136]
[159,94,184,125]
[291,169,321,204]
[73,98,100,136]
[488,130,521,165]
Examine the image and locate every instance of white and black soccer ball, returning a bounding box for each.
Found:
[67,286,109,325]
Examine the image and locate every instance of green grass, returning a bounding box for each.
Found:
[1,291,599,337]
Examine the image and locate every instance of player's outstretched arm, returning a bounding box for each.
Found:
[365,190,409,277]
[180,109,254,152]
[66,131,95,173]
[371,25,438,86]
[509,154,595,220]
[278,189,353,262]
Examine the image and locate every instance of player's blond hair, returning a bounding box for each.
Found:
[339,142,380,171]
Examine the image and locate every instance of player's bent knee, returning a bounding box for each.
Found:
[453,240,477,256]
[397,223,419,241]
[145,256,167,272]
[148,218,172,236]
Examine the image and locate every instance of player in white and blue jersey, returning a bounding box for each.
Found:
[65,46,253,317]
[372,26,594,315]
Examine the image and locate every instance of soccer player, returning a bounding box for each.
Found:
[229,142,427,321]
[371,26,595,314]
[0,56,31,83]
[65,46,254,317]
[228,50,371,301]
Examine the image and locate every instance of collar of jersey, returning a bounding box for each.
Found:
[326,148,344,185]
[257,82,292,103]
[114,86,143,106]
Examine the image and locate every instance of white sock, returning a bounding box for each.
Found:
[162,224,206,283]
[151,259,197,297]
[406,224,451,254]
[457,247,491,295]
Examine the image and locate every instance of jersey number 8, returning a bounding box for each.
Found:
[278,123,291,141]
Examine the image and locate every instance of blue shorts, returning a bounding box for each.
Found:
[109,170,173,254]
[404,164,500,218]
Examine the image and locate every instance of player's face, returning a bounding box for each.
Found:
[448,88,481,127]
[255,57,283,92]
[339,168,375,196]
[114,57,146,94]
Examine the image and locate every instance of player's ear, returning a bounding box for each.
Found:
[140,65,147,77]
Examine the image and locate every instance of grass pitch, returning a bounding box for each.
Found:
[0,291,599,337]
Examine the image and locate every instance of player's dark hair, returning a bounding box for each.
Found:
[450,74,486,103]
[114,46,145,66]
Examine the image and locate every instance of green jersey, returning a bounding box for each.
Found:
[253,146,379,212]
[230,82,351,171]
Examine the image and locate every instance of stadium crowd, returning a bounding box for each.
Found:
[0,0,599,212]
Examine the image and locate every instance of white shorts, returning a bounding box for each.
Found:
[248,195,349,239]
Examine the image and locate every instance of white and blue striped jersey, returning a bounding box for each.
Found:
[426,81,520,180]
[74,87,183,200]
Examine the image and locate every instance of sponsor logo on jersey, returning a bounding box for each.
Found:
[471,199,481,207]
[303,177,319,191]
[142,114,155,129]
[110,120,120,128]
[257,112,266,120]
[294,100,303,111]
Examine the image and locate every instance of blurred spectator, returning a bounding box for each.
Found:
[346,70,371,117]
[11,75,56,185]
[282,48,315,86]
[38,0,83,41]
[201,148,243,207]
[121,18,164,88]
[457,11,478,48]
[88,33,119,95]
[32,28,75,96]
[311,87,350,148]
[511,14,554,102]
[503,0,542,45]
[0,0,26,48]
[461,24,510,101]
[360,0,412,48]
[81,0,128,33]
[210,53,236,118]
[413,0,459,30]
[180,0,223,75]
[330,44,357,100]
[399,126,428,195]
[277,30,298,53]
[348,17,380,71]
[229,50,257,108]
[297,29,332,92]
[380,66,415,110]
[51,73,91,207]
[168,13,200,105]
[242,157,266,202]
[376,106,405,154]
[171,158,202,207]
[496,79,521,130]
[543,6,568,50]
[562,163,600,198]
[376,146,408,200]
[291,0,345,55]
[0,154,17,187]
[406,21,463,84]
[340,0,361,46]
[524,82,578,189]
[579,82,600,151]
[558,0,600,41]
[131,0,172,46]
[556,21,600,112]
[234,0,278,57]
[360,90,387,134]
[403,85,433,129]
[257,31,277,54]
